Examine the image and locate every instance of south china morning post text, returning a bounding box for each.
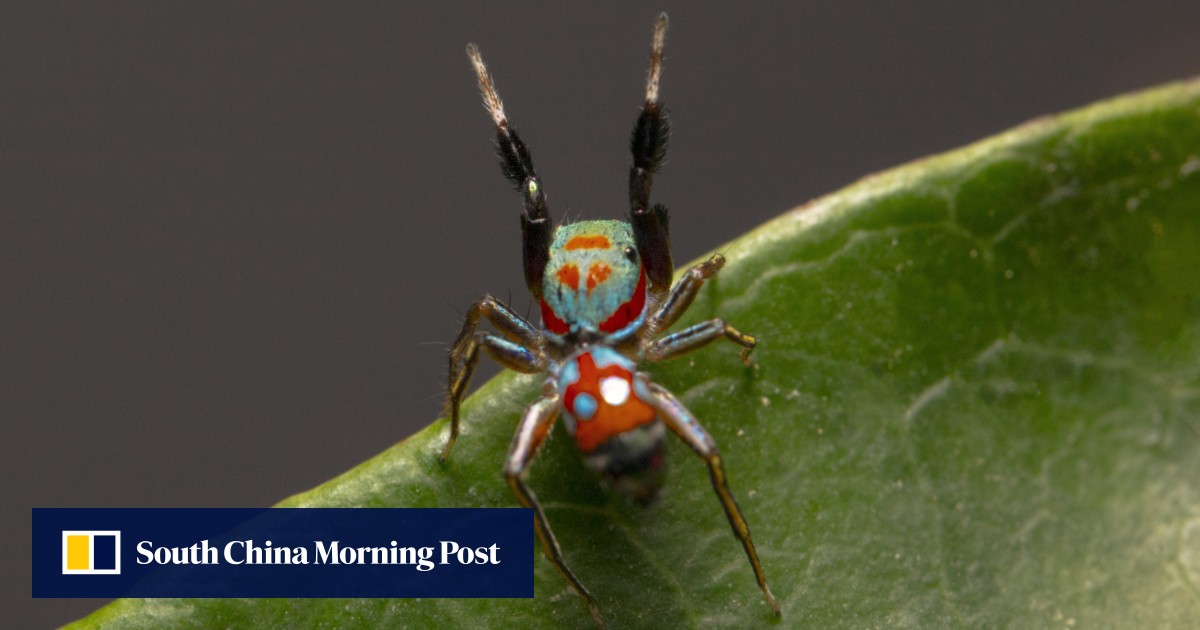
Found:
[32,508,533,598]
[135,538,501,571]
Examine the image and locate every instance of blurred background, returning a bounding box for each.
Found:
[5,2,1199,626]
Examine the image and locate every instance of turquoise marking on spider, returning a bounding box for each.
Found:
[587,345,628,369]
[572,392,598,421]
[559,360,579,386]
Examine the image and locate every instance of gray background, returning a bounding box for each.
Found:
[5,2,1198,626]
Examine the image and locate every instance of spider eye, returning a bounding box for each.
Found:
[623,246,638,263]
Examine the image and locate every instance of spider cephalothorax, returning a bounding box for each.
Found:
[540,221,647,337]
[439,14,779,627]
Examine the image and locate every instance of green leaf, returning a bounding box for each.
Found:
[74,80,1200,629]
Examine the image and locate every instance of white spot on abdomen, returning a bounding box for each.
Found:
[600,376,631,406]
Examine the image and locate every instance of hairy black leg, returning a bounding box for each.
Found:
[504,395,605,628]
[647,319,757,365]
[647,253,729,335]
[441,330,545,463]
[629,14,673,296]
[466,45,553,298]
[645,380,781,617]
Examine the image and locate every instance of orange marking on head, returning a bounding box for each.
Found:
[555,264,580,290]
[586,262,611,293]
[565,235,611,250]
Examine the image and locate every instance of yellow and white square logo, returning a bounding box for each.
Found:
[62,531,121,575]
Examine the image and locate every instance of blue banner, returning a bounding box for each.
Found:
[33,508,532,598]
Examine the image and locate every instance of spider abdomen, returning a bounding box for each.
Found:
[558,346,667,501]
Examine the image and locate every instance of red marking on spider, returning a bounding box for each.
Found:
[599,268,646,332]
[564,353,656,453]
[540,299,569,334]
[565,235,611,250]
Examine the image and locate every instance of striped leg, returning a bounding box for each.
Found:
[645,380,781,617]
[442,299,545,462]
[447,294,542,390]
[647,318,757,364]
[647,253,727,335]
[504,395,606,628]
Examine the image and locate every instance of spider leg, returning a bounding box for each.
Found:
[448,294,543,379]
[647,319,756,365]
[441,302,545,462]
[648,254,723,333]
[505,394,606,628]
[645,380,781,617]
[467,45,554,298]
[629,14,673,296]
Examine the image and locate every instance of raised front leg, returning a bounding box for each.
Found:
[442,295,545,462]
[629,14,674,296]
[466,45,554,298]
[504,395,606,628]
[645,380,781,618]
